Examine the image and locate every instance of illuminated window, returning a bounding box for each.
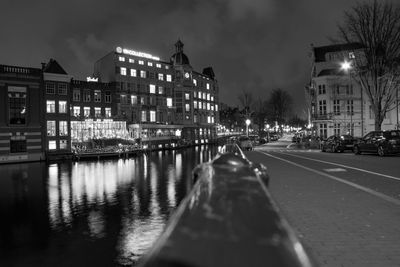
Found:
[211,96,214,102]
[141,111,147,122]
[148,62,153,67]
[167,98,173,107]
[193,79,197,86]
[166,74,172,82]
[48,140,57,150]
[129,58,134,63]
[140,70,146,78]
[73,106,81,116]
[59,121,68,136]
[194,101,198,109]
[185,104,190,112]
[215,104,218,112]
[84,107,90,117]
[207,116,211,123]
[198,101,202,109]
[119,56,125,62]
[185,93,190,100]
[150,110,156,122]
[59,101,67,113]
[58,83,67,95]
[211,105,214,111]
[156,63,161,68]
[140,97,145,105]
[83,90,91,102]
[46,82,55,94]
[203,92,206,99]
[95,107,102,118]
[211,116,215,123]
[120,67,127,76]
[94,90,101,102]
[206,83,210,90]
[105,108,111,118]
[73,89,80,101]
[139,60,144,65]
[165,65,169,70]
[131,95,137,105]
[46,100,55,113]
[149,84,156,94]
[158,73,164,81]
[207,103,210,110]
[207,93,210,101]
[194,115,198,123]
[47,121,56,136]
[130,69,137,77]
[59,140,68,150]
[105,91,111,103]
[157,86,163,94]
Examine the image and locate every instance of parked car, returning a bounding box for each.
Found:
[237,136,253,151]
[320,134,355,153]
[353,130,400,156]
[270,133,279,141]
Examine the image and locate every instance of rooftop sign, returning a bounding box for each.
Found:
[116,47,160,61]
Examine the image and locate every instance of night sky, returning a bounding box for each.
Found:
[0,0,367,117]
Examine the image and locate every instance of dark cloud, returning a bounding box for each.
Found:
[0,0,366,116]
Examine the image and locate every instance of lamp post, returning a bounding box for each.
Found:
[245,119,251,137]
[341,60,353,135]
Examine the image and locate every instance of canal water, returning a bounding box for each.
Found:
[0,145,220,266]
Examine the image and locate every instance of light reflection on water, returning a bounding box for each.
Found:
[0,145,218,266]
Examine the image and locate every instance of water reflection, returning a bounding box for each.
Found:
[0,145,218,266]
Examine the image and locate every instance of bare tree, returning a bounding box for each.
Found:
[253,98,269,134]
[267,88,292,127]
[238,90,253,118]
[338,0,400,130]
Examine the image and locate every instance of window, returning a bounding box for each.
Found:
[346,84,353,95]
[185,104,190,112]
[318,100,327,115]
[141,111,147,122]
[193,91,197,98]
[156,63,161,68]
[10,139,26,153]
[333,100,340,115]
[105,91,111,103]
[150,111,156,122]
[148,62,153,67]
[211,96,214,102]
[94,90,101,102]
[140,70,146,78]
[198,101,202,109]
[120,67,127,76]
[185,93,190,100]
[130,69,137,77]
[59,121,68,136]
[48,140,57,150]
[129,58,135,63]
[119,56,125,62]
[46,100,55,113]
[211,116,215,123]
[207,93,210,101]
[73,106,81,117]
[73,89,80,101]
[105,108,111,118]
[318,84,326,95]
[149,84,156,94]
[46,83,55,94]
[215,104,218,112]
[193,79,197,86]
[206,83,210,90]
[319,123,327,139]
[57,83,67,95]
[334,123,341,136]
[47,121,56,136]
[131,95,137,105]
[140,97,145,105]
[207,116,211,123]
[211,105,214,111]
[166,74,172,82]
[59,140,68,150]
[8,87,26,125]
[138,60,144,65]
[167,98,173,107]
[158,86,164,94]
[83,90,91,102]
[207,103,210,110]
[194,115,198,123]
[203,92,206,99]
[95,107,102,118]
[84,107,90,117]
[194,101,198,109]
[59,101,67,113]
[158,73,164,81]
[346,100,354,115]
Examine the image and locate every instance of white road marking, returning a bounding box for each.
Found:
[276,151,400,181]
[259,151,400,206]
[324,168,347,172]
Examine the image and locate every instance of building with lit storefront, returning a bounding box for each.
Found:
[94,40,219,148]
[0,64,45,163]
[43,59,73,157]
[70,79,128,149]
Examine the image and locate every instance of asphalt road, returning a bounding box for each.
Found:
[243,136,400,267]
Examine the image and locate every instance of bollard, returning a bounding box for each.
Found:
[138,144,314,267]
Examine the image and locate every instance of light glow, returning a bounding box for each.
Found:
[116,47,160,61]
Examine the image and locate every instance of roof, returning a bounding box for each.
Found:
[43,58,68,74]
[313,43,364,62]
[202,67,215,79]
[317,69,345,77]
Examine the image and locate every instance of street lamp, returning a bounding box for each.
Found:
[245,119,251,137]
[341,60,353,135]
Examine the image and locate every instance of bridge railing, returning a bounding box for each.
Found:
[138,144,314,267]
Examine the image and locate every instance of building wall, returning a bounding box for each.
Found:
[0,65,44,163]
